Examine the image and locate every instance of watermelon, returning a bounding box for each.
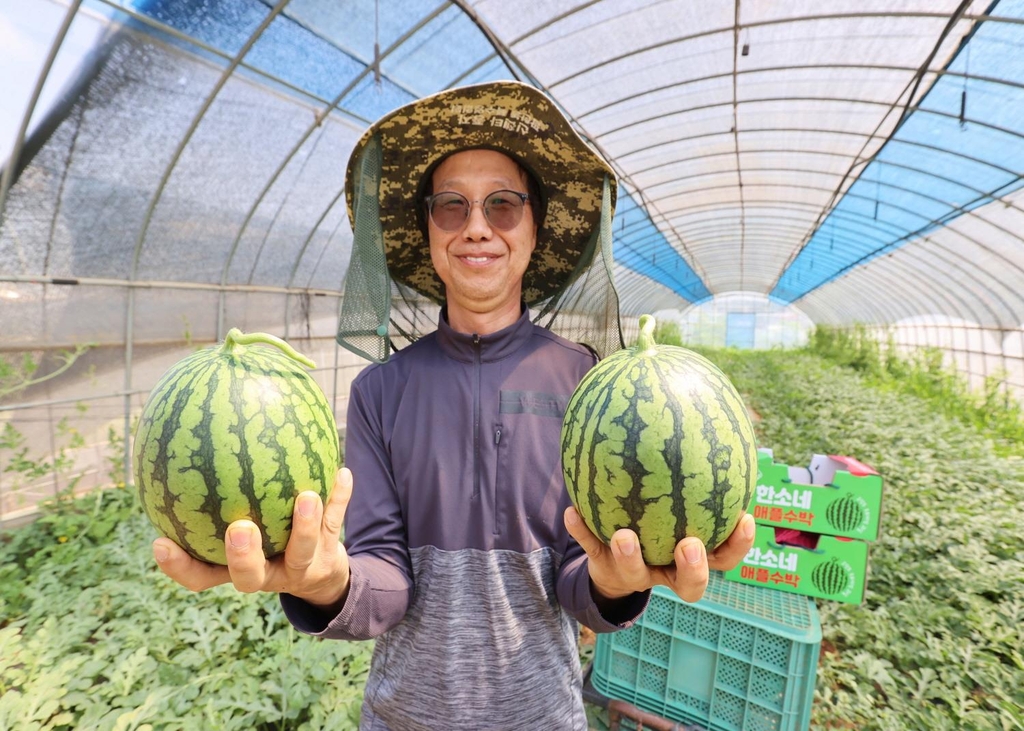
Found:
[560,314,757,566]
[133,329,340,565]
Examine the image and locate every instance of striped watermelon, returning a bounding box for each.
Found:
[561,315,757,566]
[133,329,339,565]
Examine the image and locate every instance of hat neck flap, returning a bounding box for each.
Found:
[532,174,624,359]
[336,133,393,363]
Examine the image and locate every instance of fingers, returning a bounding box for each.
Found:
[563,507,606,559]
[707,513,756,572]
[568,507,652,601]
[153,526,271,594]
[224,520,269,593]
[277,469,353,595]
[153,470,355,598]
[282,468,352,572]
[283,489,325,574]
[322,468,353,542]
[660,514,756,603]
[667,537,710,603]
[152,537,231,592]
[605,527,649,584]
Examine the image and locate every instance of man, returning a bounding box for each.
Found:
[153,81,755,729]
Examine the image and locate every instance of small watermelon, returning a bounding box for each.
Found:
[133,329,340,565]
[561,314,757,566]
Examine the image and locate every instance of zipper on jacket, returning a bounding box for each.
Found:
[472,334,481,502]
[493,425,502,536]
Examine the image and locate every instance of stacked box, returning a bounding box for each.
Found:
[591,571,821,731]
[750,450,883,541]
[723,449,883,605]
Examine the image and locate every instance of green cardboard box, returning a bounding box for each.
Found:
[723,524,870,605]
[752,449,883,541]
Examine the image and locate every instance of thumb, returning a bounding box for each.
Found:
[564,506,607,559]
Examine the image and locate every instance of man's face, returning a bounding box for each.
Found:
[427,149,537,319]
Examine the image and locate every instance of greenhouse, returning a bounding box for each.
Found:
[1,1,1022,729]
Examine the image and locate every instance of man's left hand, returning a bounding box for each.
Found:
[564,507,756,604]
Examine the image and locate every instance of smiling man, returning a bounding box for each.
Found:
[153,81,755,730]
[425,149,537,334]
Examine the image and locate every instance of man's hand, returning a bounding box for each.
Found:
[152,468,354,611]
[564,506,756,604]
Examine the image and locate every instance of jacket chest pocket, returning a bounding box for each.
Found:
[493,391,571,543]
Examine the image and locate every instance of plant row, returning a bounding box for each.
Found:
[706,347,1024,731]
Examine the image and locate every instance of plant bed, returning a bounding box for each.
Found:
[0,486,372,730]
[705,348,1024,731]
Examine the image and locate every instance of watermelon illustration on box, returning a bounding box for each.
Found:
[723,449,883,605]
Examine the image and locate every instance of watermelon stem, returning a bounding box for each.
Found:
[636,315,658,355]
[222,328,317,369]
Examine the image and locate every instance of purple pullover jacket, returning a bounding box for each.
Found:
[282,307,649,730]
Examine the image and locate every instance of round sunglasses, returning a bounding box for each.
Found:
[424,189,530,232]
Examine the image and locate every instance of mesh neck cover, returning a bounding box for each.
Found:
[336,134,392,362]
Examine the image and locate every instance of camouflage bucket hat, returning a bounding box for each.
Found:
[343,80,617,305]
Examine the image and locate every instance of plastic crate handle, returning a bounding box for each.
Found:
[608,699,702,731]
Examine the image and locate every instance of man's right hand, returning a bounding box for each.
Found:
[152,467,353,612]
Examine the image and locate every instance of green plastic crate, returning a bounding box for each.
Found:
[591,571,821,731]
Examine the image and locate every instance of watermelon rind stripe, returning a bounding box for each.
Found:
[563,353,635,541]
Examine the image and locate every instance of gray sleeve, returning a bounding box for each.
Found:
[280,556,413,639]
[280,372,413,640]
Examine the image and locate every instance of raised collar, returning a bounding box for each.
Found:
[436,304,534,363]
